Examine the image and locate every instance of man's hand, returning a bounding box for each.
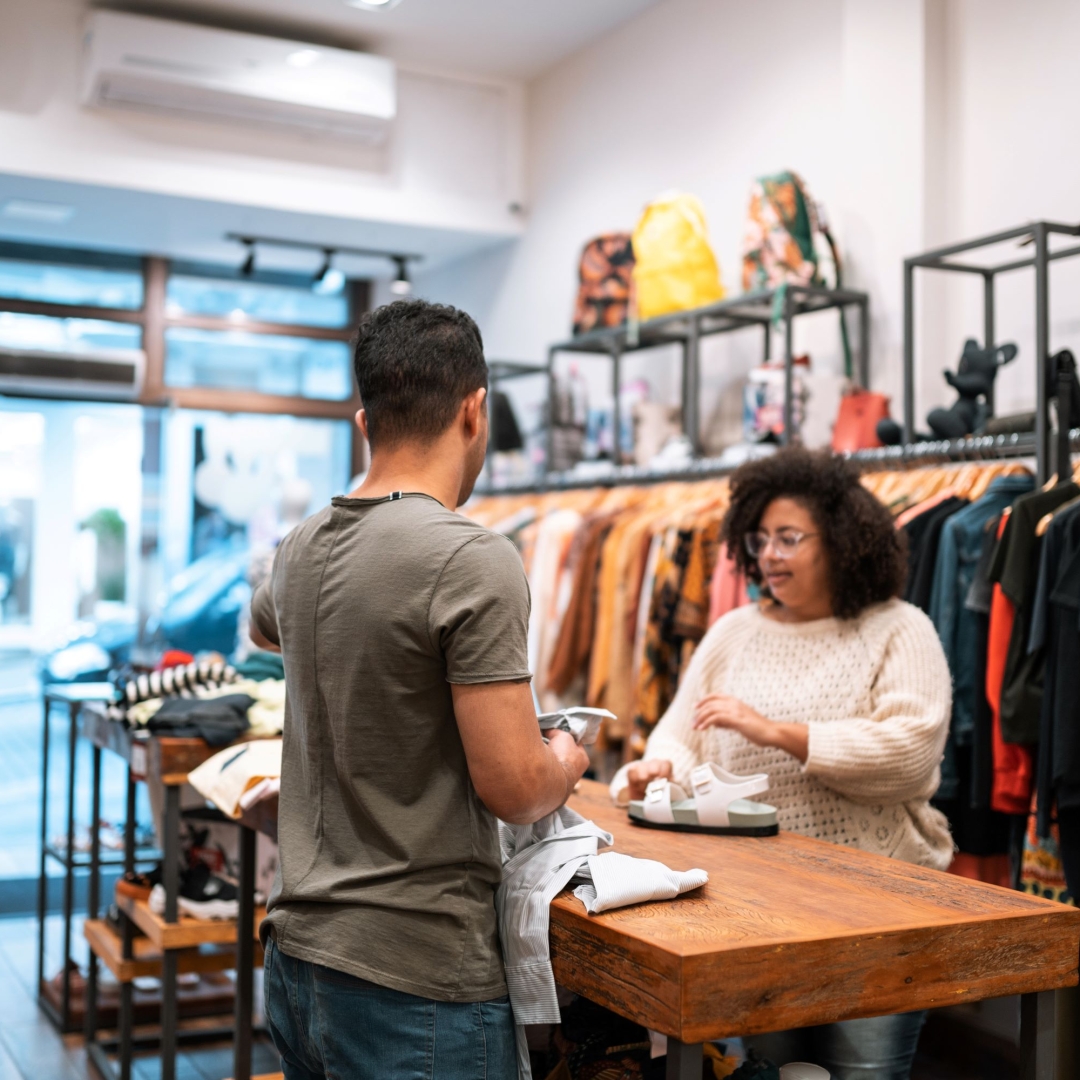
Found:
[546,729,591,801]
[452,681,592,824]
[621,759,674,802]
[692,694,808,763]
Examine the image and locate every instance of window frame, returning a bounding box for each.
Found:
[0,242,368,475]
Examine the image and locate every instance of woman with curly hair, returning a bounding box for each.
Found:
[610,447,953,1080]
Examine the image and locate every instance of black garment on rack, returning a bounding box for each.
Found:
[1032,505,1080,838]
[965,514,1001,811]
[490,390,525,453]
[934,741,1014,855]
[902,497,968,611]
[990,483,1080,745]
[146,693,254,746]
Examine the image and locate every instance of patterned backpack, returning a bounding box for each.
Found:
[742,170,838,292]
[572,233,635,337]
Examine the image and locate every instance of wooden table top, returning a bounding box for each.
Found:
[552,780,1080,1042]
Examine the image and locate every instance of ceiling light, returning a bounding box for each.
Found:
[1,199,75,224]
[313,251,346,295]
[286,49,321,68]
[346,0,403,11]
[390,256,412,295]
[240,242,256,277]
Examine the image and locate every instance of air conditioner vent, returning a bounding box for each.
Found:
[82,11,395,143]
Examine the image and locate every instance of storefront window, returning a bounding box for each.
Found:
[166,274,348,328]
[164,326,353,400]
[0,257,143,309]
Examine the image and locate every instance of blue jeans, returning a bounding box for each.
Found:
[746,1010,926,1080]
[263,937,516,1080]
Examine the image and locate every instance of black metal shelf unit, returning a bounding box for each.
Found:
[903,220,1080,483]
[544,284,870,466]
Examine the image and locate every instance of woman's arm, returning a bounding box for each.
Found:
[802,611,951,804]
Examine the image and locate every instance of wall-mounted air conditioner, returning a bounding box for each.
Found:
[81,11,396,143]
[0,348,145,400]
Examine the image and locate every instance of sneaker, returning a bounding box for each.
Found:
[148,863,240,921]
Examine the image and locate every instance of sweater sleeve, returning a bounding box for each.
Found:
[609,618,722,804]
[804,606,952,805]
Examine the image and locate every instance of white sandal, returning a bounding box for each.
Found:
[628,762,778,836]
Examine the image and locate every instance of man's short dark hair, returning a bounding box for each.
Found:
[353,299,488,450]
[722,447,907,619]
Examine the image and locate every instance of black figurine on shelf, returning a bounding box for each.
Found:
[877,337,1018,445]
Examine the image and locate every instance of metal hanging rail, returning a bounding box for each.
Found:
[473,430,1076,499]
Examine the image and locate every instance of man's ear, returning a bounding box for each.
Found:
[356,408,370,441]
[462,388,487,439]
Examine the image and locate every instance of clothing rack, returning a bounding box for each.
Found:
[474,430,1080,498]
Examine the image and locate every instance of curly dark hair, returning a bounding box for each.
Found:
[721,448,907,619]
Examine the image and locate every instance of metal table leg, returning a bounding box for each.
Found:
[119,766,137,1080]
[666,1038,703,1080]
[233,824,256,1080]
[36,692,50,1008]
[1020,990,1055,1080]
[84,743,103,1042]
[60,700,79,1030]
[161,784,181,1080]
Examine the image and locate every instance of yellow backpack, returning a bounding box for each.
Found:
[631,191,725,320]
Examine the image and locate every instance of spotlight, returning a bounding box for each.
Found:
[390,256,411,295]
[313,250,346,295]
[240,241,256,277]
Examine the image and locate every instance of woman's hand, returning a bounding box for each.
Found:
[694,695,773,742]
[693,695,809,763]
[622,759,674,802]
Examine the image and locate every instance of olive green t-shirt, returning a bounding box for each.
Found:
[251,492,531,1002]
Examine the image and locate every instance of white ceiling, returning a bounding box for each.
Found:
[103,0,662,81]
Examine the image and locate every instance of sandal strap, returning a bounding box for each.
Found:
[642,777,688,824]
[689,763,771,827]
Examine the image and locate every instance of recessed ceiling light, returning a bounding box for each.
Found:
[286,48,321,68]
[346,0,403,11]
[1,199,75,224]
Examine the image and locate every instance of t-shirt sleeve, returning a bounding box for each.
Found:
[429,531,532,685]
[250,579,280,647]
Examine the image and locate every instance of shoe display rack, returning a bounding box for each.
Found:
[37,683,161,1034]
[54,702,268,1080]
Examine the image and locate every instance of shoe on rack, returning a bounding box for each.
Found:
[149,862,239,921]
[115,866,162,903]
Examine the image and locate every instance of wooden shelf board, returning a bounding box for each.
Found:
[84,920,262,983]
[116,895,265,951]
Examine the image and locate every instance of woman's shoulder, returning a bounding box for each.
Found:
[856,598,948,664]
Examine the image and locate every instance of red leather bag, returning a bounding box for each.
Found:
[831,388,891,452]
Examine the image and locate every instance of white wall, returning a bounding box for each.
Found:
[415,0,1080,447]
[0,0,525,255]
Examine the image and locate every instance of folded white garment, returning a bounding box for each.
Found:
[572,851,708,914]
[188,738,282,819]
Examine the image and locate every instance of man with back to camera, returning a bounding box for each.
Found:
[248,298,590,1080]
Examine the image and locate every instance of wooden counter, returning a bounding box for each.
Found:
[553,781,1080,1075]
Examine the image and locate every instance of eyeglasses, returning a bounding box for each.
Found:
[744,530,818,559]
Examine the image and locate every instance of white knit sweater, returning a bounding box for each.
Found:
[611,599,955,869]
